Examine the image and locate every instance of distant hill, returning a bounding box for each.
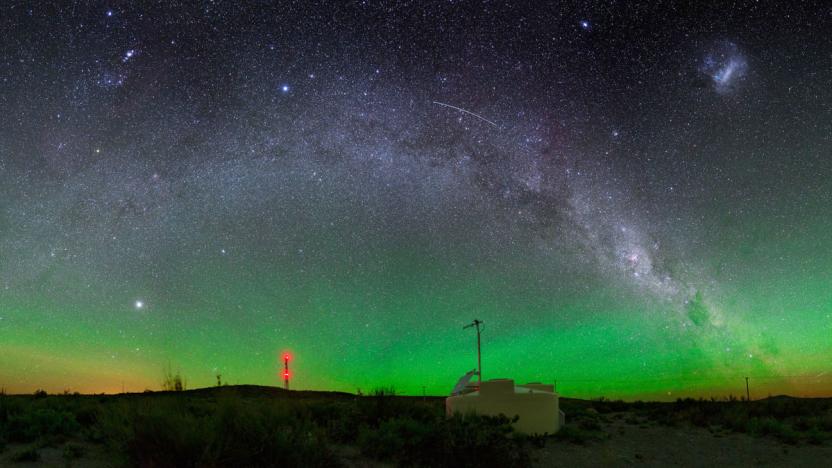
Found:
[757,394,832,402]
[125,384,357,400]
[110,384,446,401]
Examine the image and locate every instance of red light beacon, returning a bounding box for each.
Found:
[282,352,292,390]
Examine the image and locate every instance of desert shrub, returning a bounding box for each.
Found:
[98,394,339,468]
[117,404,208,466]
[806,428,826,445]
[356,387,411,425]
[637,398,832,445]
[74,403,99,428]
[11,446,40,462]
[593,399,629,413]
[441,413,530,467]
[306,401,360,444]
[356,412,530,467]
[553,425,605,445]
[582,417,603,431]
[4,407,81,443]
[819,414,832,431]
[794,416,812,431]
[358,416,437,462]
[723,411,749,433]
[775,426,800,445]
[0,396,21,426]
[746,417,799,444]
[63,443,85,460]
[208,397,336,467]
[161,365,187,392]
[624,415,640,425]
[370,386,396,398]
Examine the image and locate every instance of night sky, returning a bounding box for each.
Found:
[1,1,831,399]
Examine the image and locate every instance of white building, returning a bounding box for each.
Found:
[446,378,564,435]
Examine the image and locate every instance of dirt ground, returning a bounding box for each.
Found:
[534,411,832,468]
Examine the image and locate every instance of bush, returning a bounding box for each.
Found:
[592,399,629,413]
[553,425,605,445]
[440,413,531,467]
[11,446,40,462]
[746,417,799,444]
[161,368,187,392]
[306,401,360,444]
[806,428,826,445]
[63,443,85,460]
[358,417,433,461]
[820,414,832,431]
[357,387,408,425]
[5,408,81,443]
[577,418,602,431]
[356,412,530,467]
[99,395,339,467]
[74,403,99,428]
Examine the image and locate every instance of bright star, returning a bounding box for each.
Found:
[106,10,113,17]
[135,300,144,309]
[281,84,290,93]
[579,20,590,30]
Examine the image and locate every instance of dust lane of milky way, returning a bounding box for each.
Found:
[0,1,830,398]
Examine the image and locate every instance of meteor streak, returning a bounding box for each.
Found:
[432,101,499,128]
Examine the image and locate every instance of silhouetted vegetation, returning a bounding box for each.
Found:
[11,445,40,462]
[161,365,187,392]
[0,386,534,467]
[0,389,829,465]
[558,395,832,446]
[63,442,85,461]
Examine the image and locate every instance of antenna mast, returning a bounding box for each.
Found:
[463,319,483,384]
[283,353,290,390]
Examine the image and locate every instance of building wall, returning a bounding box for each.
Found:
[446,379,561,435]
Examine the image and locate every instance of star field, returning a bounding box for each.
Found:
[1,1,831,398]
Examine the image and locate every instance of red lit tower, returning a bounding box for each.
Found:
[283,353,291,390]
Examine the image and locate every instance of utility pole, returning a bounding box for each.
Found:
[745,377,750,402]
[464,319,483,384]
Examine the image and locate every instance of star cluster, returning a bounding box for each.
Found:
[0,1,830,398]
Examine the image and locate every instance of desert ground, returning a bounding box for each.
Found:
[536,410,832,467]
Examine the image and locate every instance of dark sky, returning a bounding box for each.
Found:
[1,1,831,397]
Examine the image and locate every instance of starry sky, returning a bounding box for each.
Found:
[1,1,831,399]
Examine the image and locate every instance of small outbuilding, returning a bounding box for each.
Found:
[445,378,564,435]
